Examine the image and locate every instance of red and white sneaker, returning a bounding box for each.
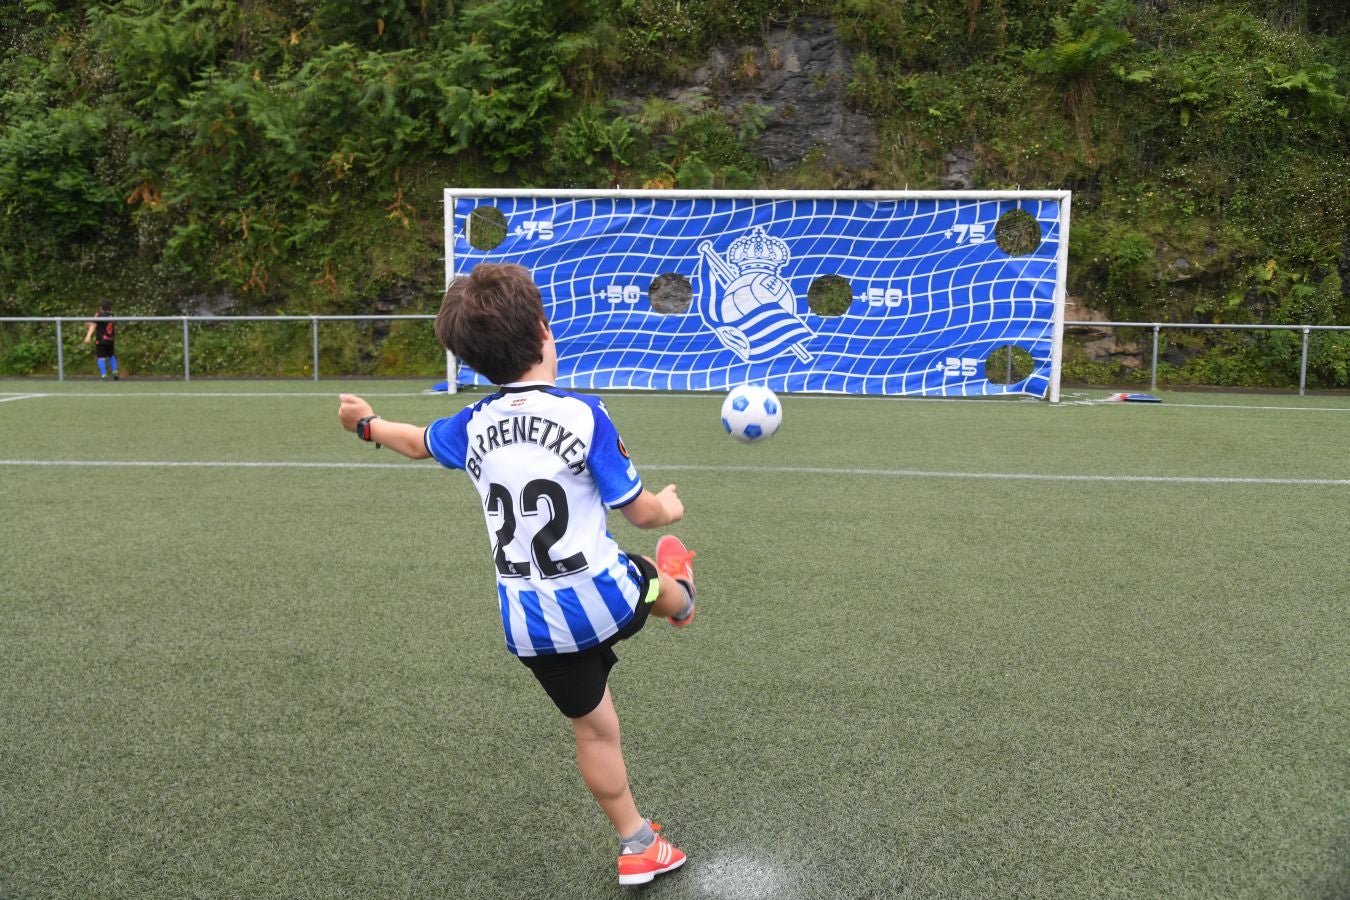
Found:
[618,830,686,886]
[656,535,697,626]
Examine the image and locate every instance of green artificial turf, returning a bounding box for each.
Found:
[2,381,1347,899]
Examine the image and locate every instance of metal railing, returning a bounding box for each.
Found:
[2,315,1347,394]
[0,314,439,382]
[1063,321,1350,395]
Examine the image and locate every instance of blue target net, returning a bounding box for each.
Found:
[445,191,1066,397]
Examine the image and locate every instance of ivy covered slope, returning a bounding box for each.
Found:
[840,0,1348,386]
[1,1,1346,384]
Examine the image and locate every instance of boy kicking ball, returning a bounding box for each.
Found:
[337,263,697,887]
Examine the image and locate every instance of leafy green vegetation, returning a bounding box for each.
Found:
[1,0,1346,385]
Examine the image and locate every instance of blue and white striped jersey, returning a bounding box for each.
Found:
[424,382,644,656]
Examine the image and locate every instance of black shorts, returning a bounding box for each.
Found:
[95,340,115,359]
[518,553,659,718]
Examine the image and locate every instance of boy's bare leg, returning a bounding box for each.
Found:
[646,565,691,620]
[571,686,644,837]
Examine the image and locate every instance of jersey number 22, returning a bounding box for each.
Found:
[487,480,588,579]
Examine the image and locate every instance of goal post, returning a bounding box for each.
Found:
[443,189,1070,401]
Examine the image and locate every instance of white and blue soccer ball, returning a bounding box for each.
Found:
[721,384,783,443]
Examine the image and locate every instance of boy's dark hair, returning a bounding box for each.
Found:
[435,263,547,385]
[98,301,112,312]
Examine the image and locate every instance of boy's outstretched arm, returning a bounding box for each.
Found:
[619,484,683,529]
[337,393,432,460]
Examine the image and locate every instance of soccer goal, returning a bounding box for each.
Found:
[443,189,1071,401]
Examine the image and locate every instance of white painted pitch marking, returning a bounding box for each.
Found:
[693,851,791,899]
[0,394,47,403]
[17,388,1350,412]
[15,390,436,399]
[2,459,1347,486]
[0,459,421,470]
[1149,401,1350,413]
[647,463,1350,486]
[1064,397,1350,412]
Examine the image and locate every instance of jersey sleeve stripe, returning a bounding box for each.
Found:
[607,481,644,509]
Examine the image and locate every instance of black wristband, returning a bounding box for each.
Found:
[356,415,381,447]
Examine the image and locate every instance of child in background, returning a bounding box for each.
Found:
[83,301,119,380]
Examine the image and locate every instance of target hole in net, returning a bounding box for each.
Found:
[648,273,692,314]
[994,209,1042,257]
[807,275,852,317]
[984,345,1037,384]
[464,206,507,251]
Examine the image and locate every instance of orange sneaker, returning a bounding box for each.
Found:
[656,535,697,626]
[618,831,686,886]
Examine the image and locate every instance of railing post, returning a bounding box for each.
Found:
[1150,324,1160,391]
[183,317,191,381]
[1299,326,1310,396]
[56,319,65,381]
[312,317,320,381]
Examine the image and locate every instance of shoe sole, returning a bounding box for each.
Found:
[618,855,685,885]
[667,606,695,627]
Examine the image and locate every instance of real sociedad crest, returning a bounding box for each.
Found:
[696,228,814,362]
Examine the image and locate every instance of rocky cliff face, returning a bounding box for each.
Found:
[716,17,877,180]
[625,17,879,184]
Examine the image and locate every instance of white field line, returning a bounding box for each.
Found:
[1162,402,1350,412]
[651,464,1350,486]
[0,394,46,403]
[0,391,434,399]
[7,389,1350,412]
[3,458,1348,486]
[1066,399,1350,412]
